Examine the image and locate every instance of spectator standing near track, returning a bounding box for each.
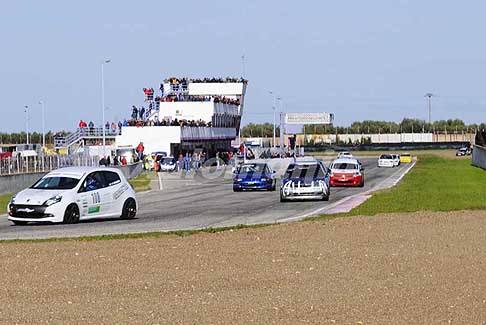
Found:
[183,153,191,172]
[136,142,144,161]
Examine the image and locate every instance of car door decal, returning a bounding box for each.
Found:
[90,192,101,204]
[113,184,129,200]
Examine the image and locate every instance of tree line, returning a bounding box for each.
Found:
[242,119,486,137]
[0,131,68,145]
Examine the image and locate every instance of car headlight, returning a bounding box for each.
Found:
[43,195,62,206]
[235,178,242,182]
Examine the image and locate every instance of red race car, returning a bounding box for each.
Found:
[329,158,364,187]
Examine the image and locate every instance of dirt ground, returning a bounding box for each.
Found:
[2,210,486,324]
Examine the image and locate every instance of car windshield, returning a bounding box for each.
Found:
[237,164,266,174]
[380,154,393,159]
[285,164,325,178]
[31,176,80,190]
[162,158,174,163]
[331,163,358,170]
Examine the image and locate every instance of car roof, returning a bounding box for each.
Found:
[331,158,359,164]
[45,166,121,178]
[241,162,267,166]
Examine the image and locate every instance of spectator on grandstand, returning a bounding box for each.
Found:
[111,122,117,134]
[139,107,145,120]
[105,121,110,131]
[88,121,95,134]
[79,120,87,135]
[118,121,122,134]
[132,106,138,119]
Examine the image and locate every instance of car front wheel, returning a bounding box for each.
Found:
[63,204,80,224]
[121,198,137,219]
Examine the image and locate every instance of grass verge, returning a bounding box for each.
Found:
[0,193,13,211]
[0,223,272,244]
[322,154,484,217]
[129,172,152,192]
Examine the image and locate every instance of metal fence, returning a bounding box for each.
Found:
[0,154,99,175]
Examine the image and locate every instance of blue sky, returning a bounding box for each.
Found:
[1,0,486,132]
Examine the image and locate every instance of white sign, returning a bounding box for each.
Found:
[284,112,334,125]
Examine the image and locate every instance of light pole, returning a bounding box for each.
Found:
[38,100,46,150]
[425,93,433,125]
[23,105,29,144]
[269,91,276,149]
[101,59,111,158]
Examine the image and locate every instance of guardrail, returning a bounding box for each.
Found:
[0,155,99,175]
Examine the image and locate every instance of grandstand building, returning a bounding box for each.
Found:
[116,77,247,157]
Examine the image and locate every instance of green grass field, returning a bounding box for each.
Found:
[0,193,13,212]
[128,172,152,192]
[344,155,485,216]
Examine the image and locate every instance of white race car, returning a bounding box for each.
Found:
[391,154,401,166]
[7,166,137,225]
[378,154,395,168]
[337,151,353,159]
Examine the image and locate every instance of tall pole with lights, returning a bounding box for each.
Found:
[24,105,29,144]
[38,100,46,149]
[425,93,434,125]
[269,91,277,149]
[101,59,111,158]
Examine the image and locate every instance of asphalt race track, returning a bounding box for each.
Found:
[0,158,412,240]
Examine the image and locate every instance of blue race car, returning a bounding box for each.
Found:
[233,163,276,192]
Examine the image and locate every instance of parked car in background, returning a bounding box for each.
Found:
[400,153,412,163]
[329,158,364,187]
[337,151,353,159]
[233,163,276,191]
[156,157,177,172]
[378,154,395,168]
[280,160,330,201]
[456,147,471,156]
[7,167,137,225]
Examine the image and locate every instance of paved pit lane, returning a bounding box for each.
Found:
[0,158,413,240]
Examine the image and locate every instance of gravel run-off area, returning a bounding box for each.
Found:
[2,210,486,324]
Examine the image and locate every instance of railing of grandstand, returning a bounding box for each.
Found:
[181,127,236,140]
[55,128,118,149]
[0,154,99,175]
